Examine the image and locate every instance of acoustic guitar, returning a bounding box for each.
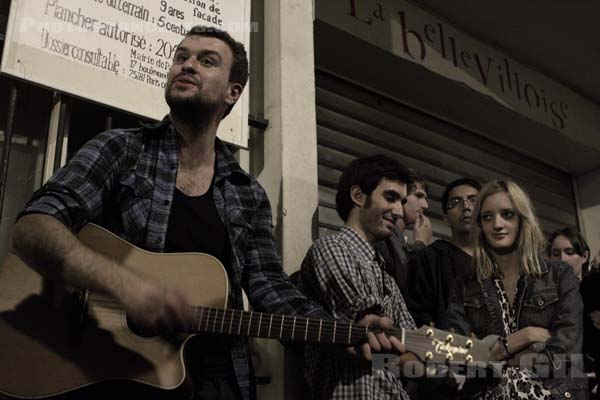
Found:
[0,224,490,399]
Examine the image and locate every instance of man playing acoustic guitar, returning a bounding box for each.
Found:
[11,26,402,399]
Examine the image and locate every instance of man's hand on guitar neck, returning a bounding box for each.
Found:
[121,278,195,335]
[345,314,406,363]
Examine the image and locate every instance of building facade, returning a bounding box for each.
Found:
[1,1,599,399]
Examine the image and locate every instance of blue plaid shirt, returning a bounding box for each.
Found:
[20,117,325,400]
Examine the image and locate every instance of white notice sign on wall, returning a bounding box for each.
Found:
[1,0,251,147]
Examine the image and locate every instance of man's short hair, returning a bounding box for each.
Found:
[441,177,482,214]
[408,170,428,195]
[185,25,249,88]
[335,155,413,222]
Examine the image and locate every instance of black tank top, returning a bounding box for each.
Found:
[164,185,231,270]
[164,183,237,387]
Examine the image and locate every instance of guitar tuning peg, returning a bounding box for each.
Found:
[466,339,473,348]
[466,355,473,363]
[425,351,433,360]
[446,334,454,343]
[426,329,434,337]
[446,353,453,361]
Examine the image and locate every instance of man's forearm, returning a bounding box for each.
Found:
[12,213,195,333]
[11,214,136,302]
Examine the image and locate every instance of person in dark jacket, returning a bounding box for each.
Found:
[405,177,481,328]
[581,272,600,399]
[447,180,586,400]
[548,227,600,398]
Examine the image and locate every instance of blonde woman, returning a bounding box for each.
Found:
[447,180,585,399]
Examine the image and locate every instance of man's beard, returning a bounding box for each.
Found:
[165,86,220,124]
[361,196,394,241]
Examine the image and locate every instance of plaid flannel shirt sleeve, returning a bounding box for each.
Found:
[242,183,327,319]
[300,235,413,400]
[18,130,126,232]
[300,237,384,322]
[392,288,417,330]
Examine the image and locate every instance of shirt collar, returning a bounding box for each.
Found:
[213,138,251,184]
[143,116,251,184]
[340,226,378,262]
[139,115,171,133]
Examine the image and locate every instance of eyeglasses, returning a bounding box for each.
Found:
[446,195,478,210]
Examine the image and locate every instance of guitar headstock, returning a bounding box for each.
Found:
[403,326,491,366]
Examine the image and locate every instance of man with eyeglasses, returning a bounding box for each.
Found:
[404,178,482,329]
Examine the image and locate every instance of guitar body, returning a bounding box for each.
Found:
[0,224,229,399]
[0,225,493,399]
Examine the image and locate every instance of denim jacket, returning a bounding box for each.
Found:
[447,259,587,400]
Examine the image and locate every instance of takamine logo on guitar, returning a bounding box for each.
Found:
[432,338,469,356]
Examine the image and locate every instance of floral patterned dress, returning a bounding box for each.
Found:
[478,279,552,400]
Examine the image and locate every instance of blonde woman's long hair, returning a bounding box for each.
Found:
[473,180,546,280]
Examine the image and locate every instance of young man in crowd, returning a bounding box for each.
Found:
[375,172,432,294]
[298,155,416,399]
[404,178,481,329]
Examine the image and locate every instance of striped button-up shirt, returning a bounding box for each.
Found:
[20,117,325,400]
[298,227,416,400]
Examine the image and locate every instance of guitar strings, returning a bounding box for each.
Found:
[87,301,368,343]
[183,308,432,347]
[88,297,367,338]
[84,308,475,361]
[88,303,445,345]
[85,300,474,353]
[83,313,472,362]
[89,302,422,342]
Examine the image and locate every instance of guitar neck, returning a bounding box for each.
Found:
[187,307,487,365]
[189,306,383,345]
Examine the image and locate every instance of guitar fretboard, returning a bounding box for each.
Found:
[187,306,479,366]
[190,306,378,345]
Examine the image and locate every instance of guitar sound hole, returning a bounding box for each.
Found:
[125,315,159,338]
